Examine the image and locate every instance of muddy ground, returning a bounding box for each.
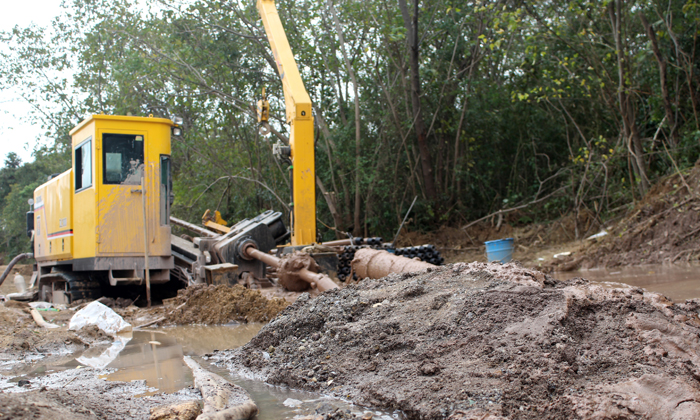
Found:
[578,166,700,268]
[0,282,289,363]
[0,280,297,420]
[213,261,700,420]
[0,367,201,419]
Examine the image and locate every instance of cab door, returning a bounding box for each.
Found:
[97,130,148,255]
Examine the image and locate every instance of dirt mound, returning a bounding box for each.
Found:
[564,165,700,269]
[167,284,289,325]
[212,262,700,419]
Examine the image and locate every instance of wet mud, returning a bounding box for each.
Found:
[557,265,700,302]
[0,365,202,419]
[212,262,700,420]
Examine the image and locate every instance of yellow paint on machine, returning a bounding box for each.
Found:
[34,114,174,265]
[33,170,73,262]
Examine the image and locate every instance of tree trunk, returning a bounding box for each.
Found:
[609,0,649,195]
[398,0,437,202]
[328,0,363,236]
[316,176,344,238]
[639,13,677,146]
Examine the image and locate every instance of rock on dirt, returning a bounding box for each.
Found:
[212,262,700,419]
[166,284,289,325]
[149,400,203,420]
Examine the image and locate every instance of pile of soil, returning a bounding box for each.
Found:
[167,284,289,325]
[212,262,700,419]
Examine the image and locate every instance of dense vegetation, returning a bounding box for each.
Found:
[2,0,700,260]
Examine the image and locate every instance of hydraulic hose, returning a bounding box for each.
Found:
[0,253,33,287]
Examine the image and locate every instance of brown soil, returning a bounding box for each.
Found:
[573,166,700,269]
[0,391,95,420]
[166,284,290,325]
[212,262,700,420]
[0,303,81,354]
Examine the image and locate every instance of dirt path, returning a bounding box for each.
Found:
[212,261,700,420]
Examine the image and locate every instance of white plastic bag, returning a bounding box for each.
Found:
[69,301,132,335]
[76,335,131,369]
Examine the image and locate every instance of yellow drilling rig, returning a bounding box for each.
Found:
[0,0,441,304]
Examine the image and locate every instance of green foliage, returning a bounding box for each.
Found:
[2,0,700,251]
[0,146,69,261]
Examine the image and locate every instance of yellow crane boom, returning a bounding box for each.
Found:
[257,0,316,246]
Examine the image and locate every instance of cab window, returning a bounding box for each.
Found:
[160,155,172,225]
[103,134,144,185]
[75,138,92,191]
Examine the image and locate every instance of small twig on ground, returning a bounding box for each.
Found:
[674,225,700,245]
[672,249,694,262]
[134,316,166,330]
[437,246,482,251]
[134,299,190,330]
[461,186,568,231]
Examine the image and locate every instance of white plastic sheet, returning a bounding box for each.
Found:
[68,301,132,335]
[76,335,131,369]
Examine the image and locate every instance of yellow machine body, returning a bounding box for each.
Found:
[257,0,316,246]
[33,115,175,285]
[33,170,73,262]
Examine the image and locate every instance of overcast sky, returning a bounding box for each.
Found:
[0,1,66,166]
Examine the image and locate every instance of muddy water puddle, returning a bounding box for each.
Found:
[6,323,401,419]
[556,265,700,302]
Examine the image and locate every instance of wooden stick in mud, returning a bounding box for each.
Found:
[134,316,166,330]
[183,356,258,420]
[29,309,60,329]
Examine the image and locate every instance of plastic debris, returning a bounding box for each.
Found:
[30,309,60,329]
[13,273,26,293]
[76,335,131,369]
[586,230,609,240]
[69,301,132,335]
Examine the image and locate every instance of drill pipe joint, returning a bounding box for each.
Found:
[242,244,338,292]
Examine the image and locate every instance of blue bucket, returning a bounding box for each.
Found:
[484,238,514,263]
